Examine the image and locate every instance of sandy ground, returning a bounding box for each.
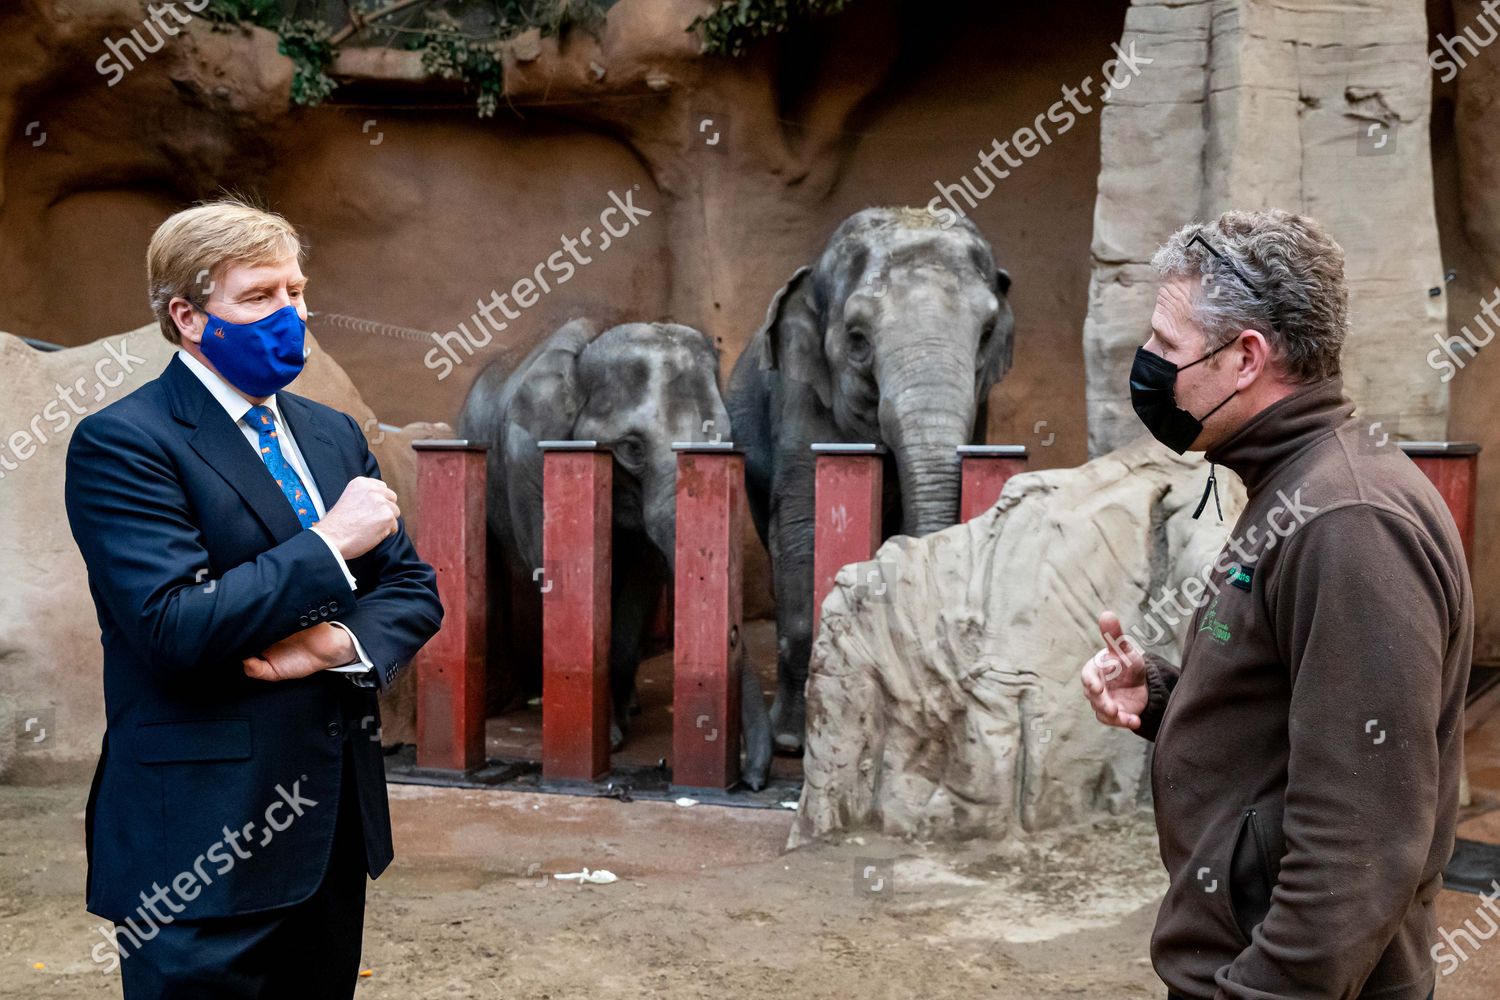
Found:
[1,778,1169,999]
[2,782,1499,1000]
[3,703,1499,998]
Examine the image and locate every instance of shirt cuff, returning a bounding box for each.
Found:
[325,621,375,676]
[310,526,358,591]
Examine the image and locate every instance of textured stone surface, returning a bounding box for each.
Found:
[0,0,1136,627]
[1084,0,1448,456]
[0,326,443,775]
[788,436,1245,847]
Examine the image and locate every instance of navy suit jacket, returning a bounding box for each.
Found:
[64,354,442,923]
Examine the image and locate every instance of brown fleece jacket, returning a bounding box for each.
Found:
[1136,377,1471,1000]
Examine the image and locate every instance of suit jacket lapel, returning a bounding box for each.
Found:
[163,355,304,544]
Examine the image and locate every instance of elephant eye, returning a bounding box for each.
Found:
[978,318,997,351]
[614,437,646,467]
[847,331,872,363]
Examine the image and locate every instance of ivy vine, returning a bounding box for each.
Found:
[689,0,857,57]
[193,0,850,112]
[198,1,609,116]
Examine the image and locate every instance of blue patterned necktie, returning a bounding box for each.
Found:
[244,404,318,530]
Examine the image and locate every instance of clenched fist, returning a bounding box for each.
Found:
[315,476,399,560]
[1079,610,1148,730]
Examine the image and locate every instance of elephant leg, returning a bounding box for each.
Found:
[768,535,815,755]
[608,534,665,752]
[738,641,772,791]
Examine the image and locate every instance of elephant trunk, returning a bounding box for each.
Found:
[879,346,974,537]
[643,466,678,574]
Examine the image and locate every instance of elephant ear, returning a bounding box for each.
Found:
[978,266,1016,392]
[755,265,830,409]
[505,318,594,444]
[501,318,595,568]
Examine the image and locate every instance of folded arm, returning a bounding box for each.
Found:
[329,413,444,691]
[64,410,357,678]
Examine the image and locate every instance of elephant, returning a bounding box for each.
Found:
[726,206,1016,754]
[458,318,773,790]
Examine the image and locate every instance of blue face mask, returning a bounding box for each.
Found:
[198,304,308,397]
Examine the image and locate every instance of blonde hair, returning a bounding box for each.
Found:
[147,195,304,344]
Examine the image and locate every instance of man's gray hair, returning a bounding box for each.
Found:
[1151,208,1348,383]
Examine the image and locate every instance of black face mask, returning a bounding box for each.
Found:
[1129,343,1238,455]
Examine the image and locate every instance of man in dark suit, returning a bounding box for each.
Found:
[64,197,443,997]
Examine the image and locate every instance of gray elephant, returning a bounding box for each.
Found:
[727,207,1015,753]
[458,318,773,790]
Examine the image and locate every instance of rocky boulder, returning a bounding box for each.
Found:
[788,436,1245,847]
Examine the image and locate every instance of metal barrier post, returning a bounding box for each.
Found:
[1400,441,1480,564]
[539,441,613,782]
[413,440,488,773]
[671,442,744,790]
[812,443,885,634]
[958,444,1029,521]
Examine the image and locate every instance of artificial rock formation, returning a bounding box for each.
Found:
[1084,0,1448,455]
[787,436,1246,847]
[0,326,445,776]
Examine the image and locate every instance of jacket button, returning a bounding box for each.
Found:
[326,722,342,738]
[298,616,310,627]
[319,605,329,616]
[329,600,339,612]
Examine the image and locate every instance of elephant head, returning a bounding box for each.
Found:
[756,207,1014,535]
[461,319,772,784]
[485,318,731,571]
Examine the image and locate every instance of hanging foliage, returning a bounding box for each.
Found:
[689,0,857,57]
[198,1,610,115]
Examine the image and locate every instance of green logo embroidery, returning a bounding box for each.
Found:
[1199,594,1232,644]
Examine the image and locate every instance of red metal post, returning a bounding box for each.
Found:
[812,444,885,634]
[540,441,613,782]
[1400,442,1480,565]
[672,443,744,790]
[413,440,488,773]
[959,444,1030,521]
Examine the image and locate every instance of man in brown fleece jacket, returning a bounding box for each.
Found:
[1081,209,1471,1000]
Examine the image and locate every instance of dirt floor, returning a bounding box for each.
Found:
[4,705,1500,998]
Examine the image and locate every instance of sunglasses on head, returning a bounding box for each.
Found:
[1185,232,1283,335]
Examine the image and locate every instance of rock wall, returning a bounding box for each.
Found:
[0,326,443,776]
[1433,0,1500,662]
[789,437,1245,846]
[7,0,1500,723]
[0,0,1128,630]
[1082,0,1500,657]
[1085,0,1448,456]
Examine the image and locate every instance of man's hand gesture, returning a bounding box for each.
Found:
[1080,610,1148,730]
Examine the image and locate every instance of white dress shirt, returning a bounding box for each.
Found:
[176,349,374,677]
